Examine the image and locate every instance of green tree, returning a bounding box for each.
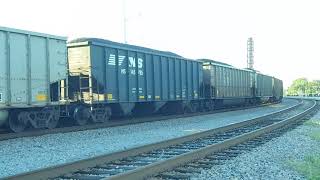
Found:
[307,81,317,95]
[310,80,320,95]
[287,78,320,96]
[291,78,308,95]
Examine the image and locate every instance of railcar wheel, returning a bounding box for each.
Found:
[8,111,28,133]
[104,107,112,122]
[73,106,90,126]
[47,113,59,129]
[184,103,197,113]
[91,110,99,123]
[91,107,112,123]
[183,106,191,114]
[45,107,60,129]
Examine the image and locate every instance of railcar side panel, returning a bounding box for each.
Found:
[181,60,187,100]
[89,46,105,102]
[30,36,48,103]
[128,51,136,101]
[193,62,199,99]
[0,27,67,108]
[10,33,28,104]
[153,56,161,100]
[161,57,169,100]
[0,32,6,104]
[168,58,175,100]
[198,63,203,98]
[256,73,273,97]
[137,52,145,101]
[145,54,154,100]
[272,77,283,100]
[187,61,192,99]
[49,39,68,85]
[118,50,128,102]
[175,59,182,99]
[105,47,117,102]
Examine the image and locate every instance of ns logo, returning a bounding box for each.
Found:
[108,54,143,69]
[129,57,143,69]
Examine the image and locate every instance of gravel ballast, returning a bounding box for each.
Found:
[0,99,296,177]
[193,104,320,180]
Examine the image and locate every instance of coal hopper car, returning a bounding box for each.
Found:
[256,73,274,103]
[0,26,68,132]
[200,59,257,109]
[67,38,204,125]
[272,77,283,101]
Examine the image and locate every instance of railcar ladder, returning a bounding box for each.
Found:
[58,78,70,117]
[78,71,93,103]
[77,67,102,104]
[58,79,69,101]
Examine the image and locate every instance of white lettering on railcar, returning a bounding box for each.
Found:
[107,54,144,76]
[107,54,126,66]
[108,54,116,65]
[118,55,125,66]
[120,69,126,74]
[129,57,136,67]
[128,57,144,69]
[130,69,136,75]
[138,58,143,68]
[138,70,143,76]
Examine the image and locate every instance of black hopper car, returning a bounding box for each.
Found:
[0,27,283,132]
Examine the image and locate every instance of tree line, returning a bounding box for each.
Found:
[287,78,320,96]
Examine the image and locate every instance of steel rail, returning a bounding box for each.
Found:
[0,101,286,141]
[2,100,305,180]
[110,100,317,180]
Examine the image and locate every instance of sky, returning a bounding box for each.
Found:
[0,0,319,88]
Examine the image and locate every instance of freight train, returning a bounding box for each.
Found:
[0,26,283,132]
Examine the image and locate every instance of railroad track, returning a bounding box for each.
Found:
[3,99,314,180]
[155,113,316,180]
[0,101,283,141]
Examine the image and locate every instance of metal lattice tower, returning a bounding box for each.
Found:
[247,37,254,69]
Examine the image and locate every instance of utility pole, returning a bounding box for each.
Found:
[123,0,127,44]
[247,37,254,69]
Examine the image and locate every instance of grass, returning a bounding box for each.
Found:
[304,119,320,127]
[287,119,320,179]
[304,119,320,141]
[310,131,320,141]
[288,155,320,180]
